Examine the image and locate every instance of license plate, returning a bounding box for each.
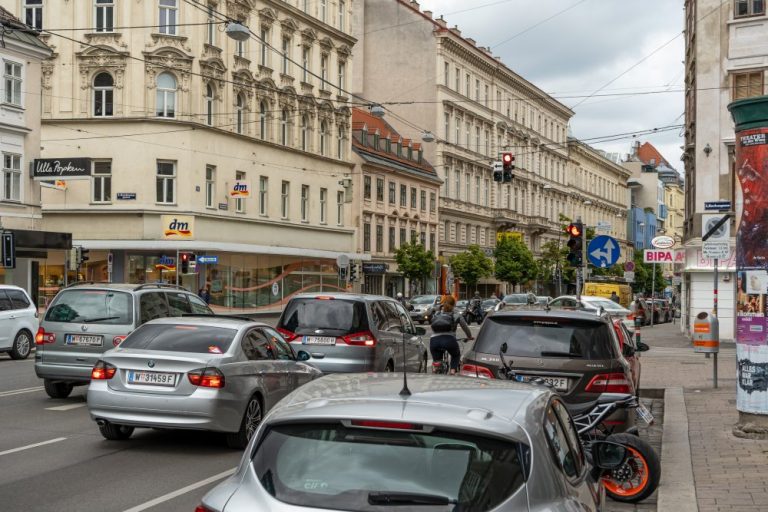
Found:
[127,370,176,387]
[65,334,103,346]
[636,402,654,425]
[516,375,569,391]
[302,336,336,345]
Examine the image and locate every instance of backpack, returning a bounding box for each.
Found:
[431,311,456,333]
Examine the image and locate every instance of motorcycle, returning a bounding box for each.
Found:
[462,301,485,325]
[498,342,661,503]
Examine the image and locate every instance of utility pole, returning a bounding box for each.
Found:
[581,218,588,295]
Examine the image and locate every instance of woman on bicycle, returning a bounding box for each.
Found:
[430,295,473,374]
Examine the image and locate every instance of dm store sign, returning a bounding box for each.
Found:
[161,215,194,240]
[229,181,250,198]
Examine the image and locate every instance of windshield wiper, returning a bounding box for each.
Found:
[540,350,582,358]
[81,316,121,323]
[368,492,456,506]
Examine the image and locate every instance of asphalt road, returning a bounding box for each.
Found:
[0,322,483,512]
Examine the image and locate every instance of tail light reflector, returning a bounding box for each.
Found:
[112,335,127,347]
[188,368,226,389]
[276,327,298,341]
[585,372,632,394]
[341,331,376,347]
[35,327,55,345]
[91,360,117,380]
[460,364,495,379]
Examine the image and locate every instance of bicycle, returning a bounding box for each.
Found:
[431,336,472,374]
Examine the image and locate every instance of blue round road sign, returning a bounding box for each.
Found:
[587,235,620,268]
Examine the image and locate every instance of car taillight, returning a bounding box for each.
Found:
[276,327,297,341]
[35,327,55,345]
[350,420,422,430]
[585,372,632,394]
[112,335,127,347]
[188,368,226,388]
[341,331,376,347]
[460,364,495,379]
[91,360,117,380]
[194,505,215,512]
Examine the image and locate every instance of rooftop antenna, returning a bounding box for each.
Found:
[399,331,411,397]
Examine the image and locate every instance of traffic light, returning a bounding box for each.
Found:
[80,248,90,264]
[502,152,515,182]
[493,162,503,182]
[349,263,358,282]
[180,252,191,273]
[566,222,583,267]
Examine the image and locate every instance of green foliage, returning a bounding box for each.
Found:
[537,239,564,284]
[394,242,435,286]
[494,236,536,287]
[450,245,494,290]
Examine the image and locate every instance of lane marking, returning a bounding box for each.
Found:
[0,437,67,457]
[122,468,236,512]
[0,386,44,398]
[45,403,86,411]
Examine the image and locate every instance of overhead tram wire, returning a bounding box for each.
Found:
[491,0,591,49]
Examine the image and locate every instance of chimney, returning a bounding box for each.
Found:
[410,1,420,10]
[450,25,461,36]
[633,140,640,156]
[423,10,433,19]
[435,15,447,28]
[466,37,476,46]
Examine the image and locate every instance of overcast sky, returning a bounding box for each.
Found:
[416,0,685,167]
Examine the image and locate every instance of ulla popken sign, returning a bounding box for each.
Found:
[32,158,91,180]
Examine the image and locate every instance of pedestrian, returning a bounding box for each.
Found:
[610,291,620,304]
[199,284,211,304]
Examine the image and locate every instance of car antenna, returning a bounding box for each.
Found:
[399,331,411,397]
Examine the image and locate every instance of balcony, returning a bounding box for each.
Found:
[492,209,522,228]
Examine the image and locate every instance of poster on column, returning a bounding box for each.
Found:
[737,270,767,344]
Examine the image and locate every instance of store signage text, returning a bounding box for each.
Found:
[161,215,194,240]
[643,249,685,263]
[32,158,91,180]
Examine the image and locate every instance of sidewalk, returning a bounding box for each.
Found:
[640,323,768,512]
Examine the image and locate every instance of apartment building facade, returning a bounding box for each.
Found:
[3,0,364,312]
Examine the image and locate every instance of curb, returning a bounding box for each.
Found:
[657,387,698,512]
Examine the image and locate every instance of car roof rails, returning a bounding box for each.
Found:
[64,281,112,288]
[133,283,189,292]
[180,313,259,322]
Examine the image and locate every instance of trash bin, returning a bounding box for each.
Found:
[693,311,719,353]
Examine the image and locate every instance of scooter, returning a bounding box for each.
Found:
[462,302,485,325]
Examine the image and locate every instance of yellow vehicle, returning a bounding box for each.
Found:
[584,282,632,308]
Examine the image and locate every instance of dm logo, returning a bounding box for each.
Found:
[164,218,192,238]
[230,181,250,198]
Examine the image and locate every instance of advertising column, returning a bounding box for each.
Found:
[729,96,768,432]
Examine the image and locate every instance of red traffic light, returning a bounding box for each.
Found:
[502,152,514,164]
[181,253,189,261]
[566,223,582,237]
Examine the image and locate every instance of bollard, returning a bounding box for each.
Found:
[693,311,720,388]
[634,315,643,347]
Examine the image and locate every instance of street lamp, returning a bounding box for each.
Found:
[225,21,251,41]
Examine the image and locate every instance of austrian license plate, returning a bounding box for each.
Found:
[127,370,176,387]
[65,334,103,346]
[302,336,336,345]
[516,375,569,391]
[636,402,655,425]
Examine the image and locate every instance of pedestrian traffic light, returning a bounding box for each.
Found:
[566,222,583,267]
[502,152,515,182]
[349,263,358,282]
[493,164,503,182]
[180,252,192,273]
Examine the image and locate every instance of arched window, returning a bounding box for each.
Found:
[93,72,113,117]
[156,72,176,118]
[280,109,289,145]
[259,101,267,140]
[337,125,344,159]
[204,83,214,126]
[300,115,309,151]
[235,94,245,134]
[320,120,327,156]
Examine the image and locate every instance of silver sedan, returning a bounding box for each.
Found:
[87,316,321,448]
[199,373,628,511]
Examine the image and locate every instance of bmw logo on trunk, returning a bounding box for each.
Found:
[147,360,155,368]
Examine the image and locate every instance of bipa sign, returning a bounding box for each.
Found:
[161,215,194,240]
[643,249,685,263]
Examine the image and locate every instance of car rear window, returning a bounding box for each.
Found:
[502,295,528,304]
[45,290,133,325]
[279,298,369,336]
[253,423,525,512]
[119,324,237,353]
[476,317,616,360]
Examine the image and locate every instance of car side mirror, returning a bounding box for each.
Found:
[622,343,635,358]
[414,327,426,336]
[296,350,311,361]
[591,441,628,470]
[636,341,650,352]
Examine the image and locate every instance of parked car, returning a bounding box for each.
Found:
[549,295,635,333]
[407,294,441,324]
[276,293,429,374]
[87,316,321,448]
[493,292,538,312]
[536,295,553,305]
[648,299,671,323]
[0,285,38,360]
[611,318,649,394]
[455,299,468,316]
[628,297,652,326]
[35,283,213,399]
[482,298,500,313]
[461,308,637,431]
[199,373,628,512]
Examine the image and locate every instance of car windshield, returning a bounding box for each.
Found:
[587,299,629,313]
[411,296,437,305]
[476,316,615,360]
[252,422,526,512]
[482,300,498,307]
[45,289,133,324]
[119,324,237,353]
[279,298,369,336]
[457,300,468,307]
[502,295,528,304]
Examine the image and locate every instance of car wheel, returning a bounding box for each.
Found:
[9,330,32,360]
[98,422,134,441]
[226,396,263,450]
[44,379,73,399]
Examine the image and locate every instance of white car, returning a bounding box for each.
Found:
[548,295,635,333]
[0,285,38,359]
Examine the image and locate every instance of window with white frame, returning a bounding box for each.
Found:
[259,101,267,140]
[156,72,176,118]
[320,120,328,156]
[205,83,214,126]
[260,27,270,67]
[206,4,216,45]
[281,181,290,218]
[338,0,345,30]
[430,192,436,212]
[259,176,268,215]
[320,0,327,22]
[159,0,177,35]
[235,94,244,134]
[337,190,344,225]
[320,188,327,223]
[92,160,111,203]
[337,61,345,93]
[3,61,21,106]
[300,115,309,150]
[235,171,246,213]
[2,154,20,202]
[156,161,175,204]
[301,46,310,83]
[93,72,113,117]
[205,165,215,208]
[281,109,289,145]
[302,0,309,13]
[337,125,344,159]
[281,37,290,74]
[444,62,449,85]
[301,185,309,222]
[320,54,328,90]
[95,0,114,32]
[24,0,42,30]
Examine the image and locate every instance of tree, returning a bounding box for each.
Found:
[494,236,536,289]
[630,250,666,296]
[394,242,435,295]
[450,245,494,292]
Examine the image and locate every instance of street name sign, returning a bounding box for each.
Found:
[587,235,620,268]
[704,201,732,211]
